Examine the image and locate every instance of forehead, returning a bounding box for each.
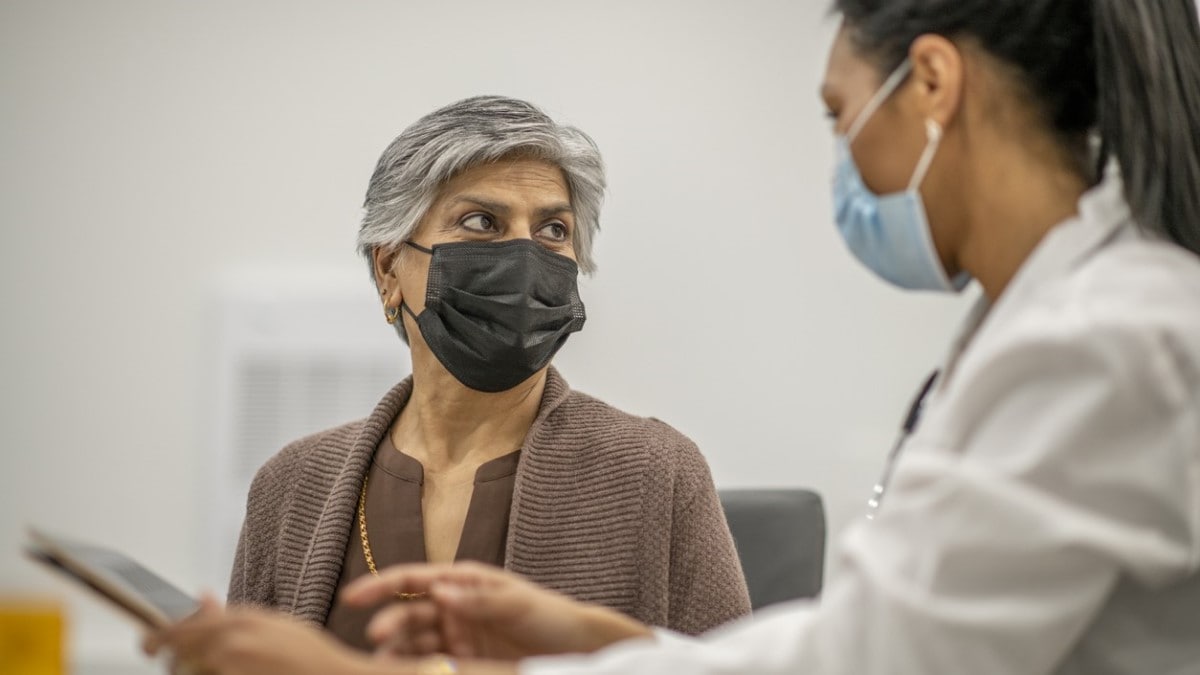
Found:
[438,157,569,199]
[821,26,885,103]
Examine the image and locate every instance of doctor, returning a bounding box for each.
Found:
[150,0,1200,673]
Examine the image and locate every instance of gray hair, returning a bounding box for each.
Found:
[357,95,606,274]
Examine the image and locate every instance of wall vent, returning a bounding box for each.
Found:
[202,266,409,590]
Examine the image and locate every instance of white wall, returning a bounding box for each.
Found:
[0,1,975,671]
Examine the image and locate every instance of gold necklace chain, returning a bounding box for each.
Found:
[358,473,426,601]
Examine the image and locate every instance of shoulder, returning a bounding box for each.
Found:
[1072,237,1200,326]
[1019,238,1200,401]
[248,418,368,497]
[543,389,714,499]
[932,238,1200,465]
[969,238,1200,378]
[552,389,703,459]
[938,238,1200,450]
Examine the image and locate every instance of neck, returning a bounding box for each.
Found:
[956,141,1089,301]
[393,347,547,472]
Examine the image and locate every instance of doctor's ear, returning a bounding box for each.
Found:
[908,34,965,131]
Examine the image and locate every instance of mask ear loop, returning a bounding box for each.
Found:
[847,60,914,143]
[397,241,434,320]
[907,118,943,191]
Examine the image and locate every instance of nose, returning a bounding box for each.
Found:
[498,219,537,242]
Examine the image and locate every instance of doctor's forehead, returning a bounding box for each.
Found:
[821,26,883,106]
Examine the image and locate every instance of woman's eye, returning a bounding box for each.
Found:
[540,222,569,242]
[460,213,497,232]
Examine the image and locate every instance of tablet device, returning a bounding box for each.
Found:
[25,528,199,630]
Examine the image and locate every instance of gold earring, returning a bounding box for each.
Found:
[385,306,400,324]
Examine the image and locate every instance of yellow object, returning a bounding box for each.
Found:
[415,655,459,675]
[0,600,65,675]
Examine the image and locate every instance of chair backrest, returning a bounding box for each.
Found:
[719,488,826,610]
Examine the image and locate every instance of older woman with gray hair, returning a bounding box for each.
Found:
[224,96,751,650]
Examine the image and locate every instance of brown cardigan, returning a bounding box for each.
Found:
[227,368,751,635]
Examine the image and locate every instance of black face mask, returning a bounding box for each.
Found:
[401,239,586,393]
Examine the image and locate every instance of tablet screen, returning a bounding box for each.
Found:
[27,529,198,628]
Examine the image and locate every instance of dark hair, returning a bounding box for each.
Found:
[833,0,1200,255]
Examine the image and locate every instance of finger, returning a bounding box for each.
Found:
[344,560,515,606]
[365,600,442,648]
[342,563,465,606]
[172,657,208,675]
[430,580,515,622]
[141,630,181,657]
[196,592,223,614]
[439,607,480,659]
[413,629,445,655]
[157,612,240,660]
[146,592,223,656]
[142,632,162,657]
[372,622,444,659]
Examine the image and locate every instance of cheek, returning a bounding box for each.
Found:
[851,111,928,194]
[852,136,917,195]
[560,239,579,261]
[397,253,431,306]
[920,154,968,266]
[851,144,899,195]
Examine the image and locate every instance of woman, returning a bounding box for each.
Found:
[152,1,1200,673]
[224,95,751,650]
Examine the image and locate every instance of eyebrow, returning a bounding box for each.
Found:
[449,195,574,220]
[536,203,574,220]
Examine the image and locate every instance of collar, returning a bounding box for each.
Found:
[362,366,573,442]
[284,366,572,623]
[995,165,1131,310]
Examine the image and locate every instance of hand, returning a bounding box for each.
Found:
[144,594,376,675]
[341,562,653,661]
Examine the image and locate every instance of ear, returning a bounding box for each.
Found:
[908,34,965,131]
[372,246,403,308]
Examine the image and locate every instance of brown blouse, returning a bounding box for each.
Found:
[323,431,520,651]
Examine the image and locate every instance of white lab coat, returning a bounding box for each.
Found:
[523,173,1200,674]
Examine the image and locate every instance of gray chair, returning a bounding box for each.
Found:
[719,489,826,610]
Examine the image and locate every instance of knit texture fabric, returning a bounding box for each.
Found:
[227,368,752,635]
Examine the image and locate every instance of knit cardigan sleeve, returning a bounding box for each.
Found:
[661,428,752,634]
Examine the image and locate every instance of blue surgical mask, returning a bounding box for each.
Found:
[833,61,970,292]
